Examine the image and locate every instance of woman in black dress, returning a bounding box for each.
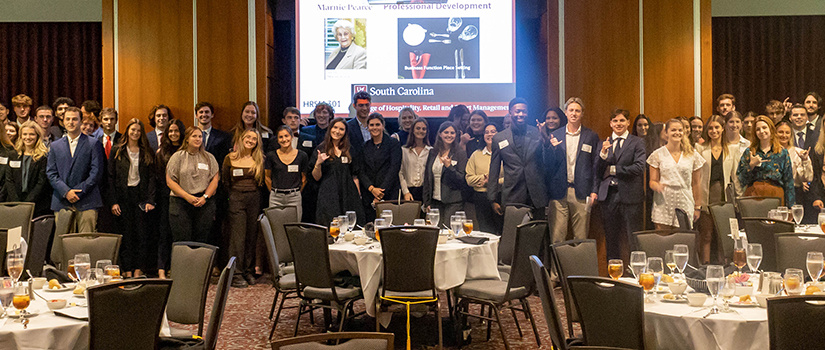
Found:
[358,113,402,222]
[3,121,51,216]
[310,117,364,226]
[155,118,184,279]
[423,121,469,226]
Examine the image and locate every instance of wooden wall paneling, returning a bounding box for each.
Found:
[564,0,640,139]
[256,0,269,125]
[643,0,695,121]
[544,0,560,108]
[196,0,250,132]
[700,0,713,117]
[102,0,114,109]
[116,0,194,131]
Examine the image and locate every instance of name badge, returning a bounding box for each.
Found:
[233,168,244,177]
[582,144,592,153]
[288,165,299,173]
[341,156,349,164]
[197,163,209,170]
[302,140,313,147]
[0,157,7,165]
[498,139,509,149]
[9,161,21,168]
[261,132,269,138]
[451,160,458,166]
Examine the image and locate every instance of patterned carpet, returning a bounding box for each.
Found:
[173,276,580,350]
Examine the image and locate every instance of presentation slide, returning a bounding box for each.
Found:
[296,0,515,118]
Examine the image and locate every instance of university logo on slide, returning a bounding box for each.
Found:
[354,85,368,93]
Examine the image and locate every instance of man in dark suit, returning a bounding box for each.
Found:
[97,108,122,234]
[800,93,822,224]
[347,91,372,156]
[488,97,547,220]
[596,109,646,260]
[196,102,231,166]
[33,106,61,147]
[544,97,600,242]
[46,107,105,263]
[146,104,172,151]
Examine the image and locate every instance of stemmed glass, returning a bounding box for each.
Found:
[806,252,824,284]
[747,243,763,273]
[719,277,736,312]
[608,259,623,280]
[374,218,388,242]
[380,210,394,226]
[673,244,689,279]
[337,215,349,239]
[462,219,473,235]
[329,218,342,243]
[629,251,647,279]
[664,250,676,276]
[792,204,804,227]
[648,257,664,291]
[776,206,790,221]
[0,277,12,318]
[105,265,122,281]
[733,238,747,274]
[450,215,463,238]
[706,265,724,315]
[12,284,30,323]
[96,259,112,272]
[818,209,825,233]
[784,268,805,295]
[345,211,357,233]
[427,208,440,227]
[74,254,91,282]
[6,247,24,285]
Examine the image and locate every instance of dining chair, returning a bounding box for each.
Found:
[550,238,599,337]
[270,332,394,350]
[737,196,781,218]
[263,206,300,272]
[260,215,298,340]
[51,209,75,268]
[375,200,421,225]
[530,255,577,350]
[59,232,121,272]
[166,241,218,337]
[0,201,35,241]
[24,215,54,277]
[709,202,736,263]
[284,223,364,336]
[454,220,546,350]
[775,233,825,273]
[741,217,794,272]
[88,278,172,350]
[568,276,645,350]
[498,205,532,275]
[674,208,691,230]
[768,295,825,349]
[632,229,699,267]
[376,225,441,349]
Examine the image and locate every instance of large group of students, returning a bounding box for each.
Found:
[0,90,821,287]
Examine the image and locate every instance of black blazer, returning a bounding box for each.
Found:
[487,125,547,207]
[204,127,232,168]
[595,134,646,204]
[2,151,52,216]
[146,130,160,151]
[107,145,157,207]
[358,134,402,203]
[47,126,64,145]
[423,148,468,206]
[545,125,601,200]
[98,132,122,146]
[346,118,368,155]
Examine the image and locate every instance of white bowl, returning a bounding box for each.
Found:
[668,282,688,295]
[31,277,47,289]
[47,299,67,310]
[686,293,708,307]
[755,294,769,308]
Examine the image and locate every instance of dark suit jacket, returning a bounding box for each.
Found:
[300,125,327,154]
[107,145,157,207]
[46,133,105,211]
[487,125,547,207]
[204,127,232,168]
[47,126,64,145]
[2,151,52,216]
[146,130,161,151]
[596,134,646,204]
[358,135,402,203]
[98,132,122,146]
[423,148,468,206]
[346,118,368,155]
[545,125,601,201]
[804,115,823,151]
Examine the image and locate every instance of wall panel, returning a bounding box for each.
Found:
[643,0,695,120]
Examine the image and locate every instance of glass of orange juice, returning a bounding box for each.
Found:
[462,219,473,235]
[329,218,341,242]
[608,259,623,280]
[374,218,387,242]
[12,284,29,321]
[639,272,655,301]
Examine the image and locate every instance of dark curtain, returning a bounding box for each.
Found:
[0,22,102,110]
[713,16,825,114]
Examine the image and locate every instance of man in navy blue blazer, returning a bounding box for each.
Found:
[347,91,372,156]
[596,109,646,260]
[46,107,105,263]
[544,97,600,242]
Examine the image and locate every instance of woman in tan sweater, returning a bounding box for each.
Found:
[465,123,503,234]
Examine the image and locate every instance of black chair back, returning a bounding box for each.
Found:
[270,332,395,350]
[284,223,336,290]
[741,217,794,272]
[633,229,699,267]
[775,233,825,273]
[259,215,283,283]
[375,200,422,225]
[499,206,531,265]
[264,206,299,264]
[202,257,236,350]
[551,238,599,333]
[60,233,122,272]
[568,276,644,350]
[25,215,54,277]
[737,196,781,218]
[709,202,736,262]
[379,226,438,294]
[0,202,34,241]
[88,279,172,350]
[529,255,567,350]
[505,221,547,299]
[674,208,691,230]
[167,241,217,336]
[768,295,825,349]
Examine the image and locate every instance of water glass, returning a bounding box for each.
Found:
[706,265,725,313]
[664,250,676,275]
[0,277,12,317]
[413,219,426,226]
[647,257,664,290]
[74,254,91,281]
[374,218,388,242]
[673,244,689,277]
[427,208,440,227]
[777,206,790,221]
[807,252,824,284]
[792,204,804,226]
[381,210,394,226]
[455,211,466,222]
[629,251,647,279]
[96,259,112,271]
[345,211,357,232]
[6,249,24,284]
[784,268,805,295]
[747,243,763,273]
[450,215,463,237]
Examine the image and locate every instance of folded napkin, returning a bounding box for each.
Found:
[456,236,489,245]
[54,307,88,320]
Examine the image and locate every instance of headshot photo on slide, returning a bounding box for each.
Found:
[325,18,367,70]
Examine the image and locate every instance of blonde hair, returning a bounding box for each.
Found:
[664,118,693,154]
[15,121,48,161]
[228,129,265,184]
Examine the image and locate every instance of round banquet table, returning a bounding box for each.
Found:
[328,231,501,321]
[0,286,171,350]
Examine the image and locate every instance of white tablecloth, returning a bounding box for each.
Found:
[0,287,171,350]
[328,231,501,318]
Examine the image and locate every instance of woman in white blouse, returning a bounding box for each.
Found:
[400,118,431,201]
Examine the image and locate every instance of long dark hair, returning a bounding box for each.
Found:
[434,121,460,156]
[404,118,430,148]
[542,107,567,132]
[159,119,185,164]
[319,117,351,160]
[114,118,154,165]
[632,114,652,137]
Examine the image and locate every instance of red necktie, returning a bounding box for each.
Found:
[105,136,112,158]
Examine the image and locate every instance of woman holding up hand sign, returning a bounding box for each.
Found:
[310,117,364,226]
[736,116,794,206]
